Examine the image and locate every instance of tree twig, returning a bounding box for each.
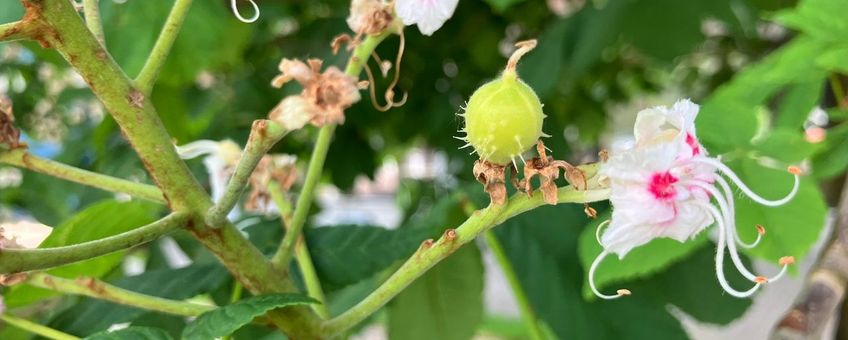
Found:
[771,177,848,339]
[135,0,194,94]
[0,314,79,340]
[26,272,214,317]
[0,212,188,274]
[0,149,165,204]
[82,0,104,45]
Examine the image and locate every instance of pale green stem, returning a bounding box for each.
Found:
[135,0,194,94]
[82,0,105,45]
[484,231,545,340]
[270,32,391,269]
[0,21,28,42]
[0,212,188,274]
[0,149,165,204]
[0,314,79,340]
[22,1,321,336]
[27,272,214,317]
[206,120,288,227]
[268,180,330,319]
[321,185,611,336]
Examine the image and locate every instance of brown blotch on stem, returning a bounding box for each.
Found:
[443,229,458,241]
[127,89,145,109]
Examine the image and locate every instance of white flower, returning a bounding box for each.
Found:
[176,140,242,214]
[590,99,801,299]
[395,0,459,36]
[0,220,52,249]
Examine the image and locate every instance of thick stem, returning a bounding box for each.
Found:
[206,120,288,227]
[0,314,79,340]
[270,32,390,268]
[20,1,322,337]
[268,180,330,319]
[0,21,29,42]
[134,0,194,94]
[0,212,188,274]
[27,272,214,317]
[0,149,165,203]
[81,0,104,45]
[771,177,848,340]
[484,231,545,340]
[321,186,611,336]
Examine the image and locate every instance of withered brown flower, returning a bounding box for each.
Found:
[0,96,21,149]
[245,154,298,212]
[473,160,508,205]
[518,141,587,205]
[269,59,363,127]
[347,0,395,37]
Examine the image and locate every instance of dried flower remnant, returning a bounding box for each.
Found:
[589,99,801,300]
[0,96,21,149]
[245,154,298,212]
[517,141,587,205]
[270,59,363,127]
[348,0,396,37]
[473,160,509,205]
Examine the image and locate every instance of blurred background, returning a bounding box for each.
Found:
[1,0,847,339]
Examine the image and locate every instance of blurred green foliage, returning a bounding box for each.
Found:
[1,0,847,339]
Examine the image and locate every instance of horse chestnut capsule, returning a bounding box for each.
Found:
[459,40,546,166]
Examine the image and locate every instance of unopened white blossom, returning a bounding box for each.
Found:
[591,99,800,299]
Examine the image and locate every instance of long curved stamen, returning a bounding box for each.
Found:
[595,220,611,245]
[712,175,763,249]
[231,0,260,23]
[701,202,762,298]
[690,181,758,281]
[588,250,631,300]
[691,157,800,206]
[175,140,221,159]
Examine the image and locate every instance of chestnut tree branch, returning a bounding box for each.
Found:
[134,0,194,94]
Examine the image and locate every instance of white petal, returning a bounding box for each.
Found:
[396,0,459,36]
[0,221,52,249]
[176,140,222,160]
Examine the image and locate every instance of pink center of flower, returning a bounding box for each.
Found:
[686,133,701,156]
[648,172,678,201]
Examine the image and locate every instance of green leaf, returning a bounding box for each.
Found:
[698,37,829,153]
[306,224,431,291]
[816,45,848,73]
[775,81,824,129]
[753,128,822,163]
[812,122,848,179]
[578,212,708,299]
[182,293,316,340]
[84,327,174,340]
[387,243,485,340]
[4,200,156,307]
[49,264,229,335]
[774,0,848,41]
[730,158,827,263]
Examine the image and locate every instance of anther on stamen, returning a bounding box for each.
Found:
[787,166,803,175]
[754,276,768,284]
[616,289,632,296]
[756,224,766,235]
[779,256,796,266]
[584,205,598,219]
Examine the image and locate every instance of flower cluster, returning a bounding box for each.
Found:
[591,99,800,299]
[270,59,364,128]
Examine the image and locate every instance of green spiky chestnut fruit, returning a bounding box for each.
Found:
[459,40,545,166]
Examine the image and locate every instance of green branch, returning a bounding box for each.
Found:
[82,0,104,45]
[18,1,323,337]
[322,184,611,336]
[0,212,188,274]
[0,314,79,340]
[0,21,28,42]
[270,32,390,268]
[0,149,165,203]
[484,231,544,340]
[26,272,214,317]
[206,120,289,227]
[135,0,194,94]
[268,180,329,319]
